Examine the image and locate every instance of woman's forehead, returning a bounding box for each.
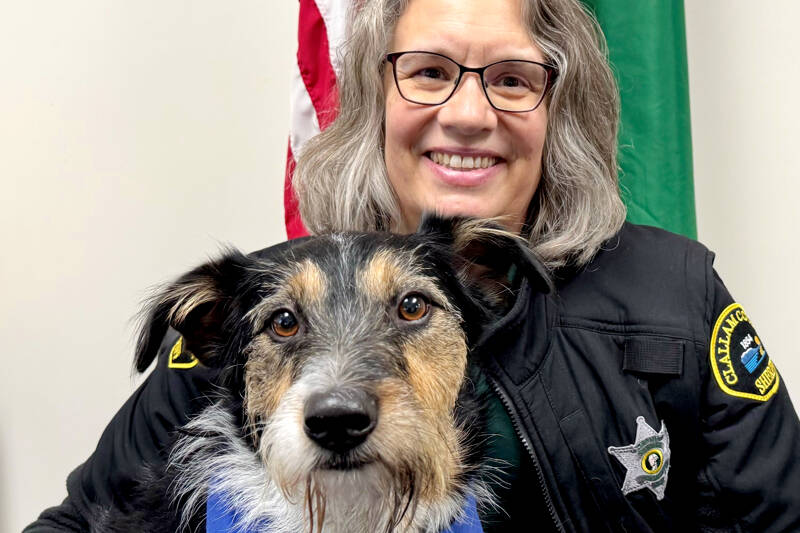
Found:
[391,0,543,63]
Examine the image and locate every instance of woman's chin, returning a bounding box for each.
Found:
[432,204,494,220]
[407,201,524,232]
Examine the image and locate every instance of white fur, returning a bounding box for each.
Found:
[168,401,479,533]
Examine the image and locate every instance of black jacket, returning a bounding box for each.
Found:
[26,224,800,532]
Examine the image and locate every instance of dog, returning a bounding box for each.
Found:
[92,215,549,533]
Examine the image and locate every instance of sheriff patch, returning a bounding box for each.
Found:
[710,303,779,401]
[168,336,198,369]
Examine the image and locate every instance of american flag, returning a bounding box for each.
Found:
[285,0,350,239]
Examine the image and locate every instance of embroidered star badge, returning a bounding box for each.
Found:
[608,416,671,500]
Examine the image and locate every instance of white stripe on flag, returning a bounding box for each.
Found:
[313,0,350,75]
[289,60,321,159]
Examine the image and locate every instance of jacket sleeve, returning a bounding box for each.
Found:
[697,269,800,532]
[24,328,220,532]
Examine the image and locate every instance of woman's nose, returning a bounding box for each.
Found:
[437,73,497,135]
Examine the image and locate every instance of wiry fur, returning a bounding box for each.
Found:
[167,400,488,533]
[92,215,549,533]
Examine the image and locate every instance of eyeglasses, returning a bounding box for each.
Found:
[386,51,558,113]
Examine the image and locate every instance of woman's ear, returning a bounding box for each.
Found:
[134,250,251,372]
[416,213,552,307]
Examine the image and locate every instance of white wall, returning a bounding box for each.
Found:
[686,1,800,404]
[1,1,798,531]
[0,2,299,531]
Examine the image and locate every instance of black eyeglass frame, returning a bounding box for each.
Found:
[385,51,559,113]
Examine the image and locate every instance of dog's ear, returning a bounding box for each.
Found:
[134,250,252,372]
[417,213,552,307]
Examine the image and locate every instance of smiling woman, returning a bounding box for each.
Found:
[293,0,624,269]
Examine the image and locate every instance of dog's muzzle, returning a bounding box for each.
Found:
[303,388,378,454]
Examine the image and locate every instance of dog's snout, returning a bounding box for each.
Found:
[303,389,378,453]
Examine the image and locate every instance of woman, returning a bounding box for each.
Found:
[27,0,800,531]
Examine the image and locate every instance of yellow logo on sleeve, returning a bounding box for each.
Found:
[710,303,779,401]
[168,337,199,369]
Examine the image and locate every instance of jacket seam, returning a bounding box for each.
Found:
[682,237,694,343]
[509,292,558,392]
[699,464,746,532]
[556,322,695,342]
[698,250,746,531]
[704,249,715,337]
[541,379,628,533]
[555,323,709,355]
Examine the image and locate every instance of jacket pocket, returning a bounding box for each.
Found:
[559,408,654,533]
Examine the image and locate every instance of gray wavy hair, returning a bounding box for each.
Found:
[292,0,626,270]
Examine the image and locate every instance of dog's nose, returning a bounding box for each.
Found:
[303,388,378,453]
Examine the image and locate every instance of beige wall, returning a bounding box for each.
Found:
[1,1,798,531]
[686,2,800,404]
[0,2,300,530]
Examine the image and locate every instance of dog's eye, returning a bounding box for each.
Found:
[271,310,299,337]
[398,294,429,321]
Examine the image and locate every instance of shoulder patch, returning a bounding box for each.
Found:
[710,303,779,401]
[168,337,199,369]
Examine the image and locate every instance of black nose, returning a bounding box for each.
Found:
[303,388,378,453]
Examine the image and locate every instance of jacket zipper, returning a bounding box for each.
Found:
[486,373,565,533]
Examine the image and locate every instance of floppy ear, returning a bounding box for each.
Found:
[416,214,552,310]
[134,250,252,372]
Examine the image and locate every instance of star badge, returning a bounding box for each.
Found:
[608,416,671,500]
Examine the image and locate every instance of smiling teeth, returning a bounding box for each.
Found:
[429,151,497,170]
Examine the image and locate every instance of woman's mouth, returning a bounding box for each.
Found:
[423,151,503,188]
[426,151,499,171]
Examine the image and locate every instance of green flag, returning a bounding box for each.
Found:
[582,0,696,239]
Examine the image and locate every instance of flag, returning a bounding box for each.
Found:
[285,0,348,239]
[581,0,697,238]
[285,0,697,240]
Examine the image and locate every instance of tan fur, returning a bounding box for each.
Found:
[168,278,219,323]
[359,249,417,302]
[374,378,465,503]
[358,249,454,313]
[244,337,295,423]
[403,314,468,415]
[400,313,468,502]
[451,217,520,254]
[286,259,327,306]
[450,218,531,306]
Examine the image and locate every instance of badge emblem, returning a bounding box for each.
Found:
[168,337,199,369]
[710,303,779,401]
[608,416,671,500]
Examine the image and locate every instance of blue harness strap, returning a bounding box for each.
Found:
[442,494,484,533]
[206,488,263,533]
[206,488,483,533]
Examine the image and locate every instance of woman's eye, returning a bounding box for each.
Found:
[500,76,522,87]
[414,67,447,80]
[271,310,299,338]
[398,294,430,321]
[494,75,529,89]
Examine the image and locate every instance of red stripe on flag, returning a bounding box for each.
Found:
[284,141,309,239]
[297,0,339,129]
[285,0,341,238]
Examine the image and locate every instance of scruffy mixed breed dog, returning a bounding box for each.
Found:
[93,216,548,533]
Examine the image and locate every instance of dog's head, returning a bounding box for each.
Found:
[135,215,549,530]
